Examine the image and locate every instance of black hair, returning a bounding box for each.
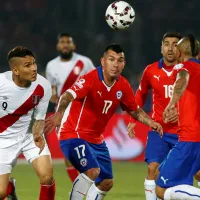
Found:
[187,34,199,56]
[57,32,73,41]
[162,32,182,41]
[7,46,35,61]
[104,43,124,54]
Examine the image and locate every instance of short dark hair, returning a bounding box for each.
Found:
[187,34,199,57]
[7,46,35,61]
[57,32,73,41]
[104,44,124,54]
[162,32,182,41]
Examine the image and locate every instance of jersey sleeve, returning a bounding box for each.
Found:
[45,63,56,86]
[67,73,92,100]
[34,81,52,120]
[120,79,139,112]
[135,67,151,107]
[173,63,191,80]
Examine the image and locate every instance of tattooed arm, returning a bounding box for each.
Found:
[128,108,163,136]
[163,70,189,123]
[44,91,74,134]
[32,120,45,154]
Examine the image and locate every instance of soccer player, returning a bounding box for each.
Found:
[46,33,94,183]
[156,35,200,200]
[0,46,55,200]
[130,32,181,200]
[45,44,163,200]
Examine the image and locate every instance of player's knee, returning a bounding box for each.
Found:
[39,174,54,185]
[85,168,100,180]
[155,185,165,199]
[0,188,6,200]
[101,179,114,191]
[148,162,159,178]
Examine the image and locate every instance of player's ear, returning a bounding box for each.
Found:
[161,45,163,54]
[100,57,104,66]
[12,67,20,76]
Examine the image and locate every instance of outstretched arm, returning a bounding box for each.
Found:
[163,70,189,123]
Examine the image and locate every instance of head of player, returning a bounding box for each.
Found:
[161,32,182,65]
[7,46,37,87]
[101,44,125,85]
[176,34,199,63]
[57,32,75,60]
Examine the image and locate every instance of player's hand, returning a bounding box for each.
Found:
[163,104,177,124]
[127,122,136,139]
[44,112,63,134]
[150,121,163,137]
[34,135,45,154]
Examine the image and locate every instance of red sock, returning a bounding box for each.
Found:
[39,181,55,200]
[3,181,13,199]
[66,167,79,182]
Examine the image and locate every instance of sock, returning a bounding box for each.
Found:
[144,179,157,200]
[70,173,94,200]
[3,181,13,199]
[67,167,79,182]
[39,181,56,200]
[86,183,107,200]
[164,184,200,200]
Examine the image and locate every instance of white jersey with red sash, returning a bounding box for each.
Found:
[46,53,94,97]
[0,71,51,147]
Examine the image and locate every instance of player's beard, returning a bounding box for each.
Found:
[58,51,73,60]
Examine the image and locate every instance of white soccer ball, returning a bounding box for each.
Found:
[105,1,135,30]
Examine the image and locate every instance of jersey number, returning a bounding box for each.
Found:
[2,102,8,110]
[74,144,86,159]
[102,100,112,114]
[163,85,173,98]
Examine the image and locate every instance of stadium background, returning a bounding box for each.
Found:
[1,0,200,199]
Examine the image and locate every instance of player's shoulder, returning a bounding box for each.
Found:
[118,75,130,85]
[74,52,92,63]
[46,56,60,69]
[0,71,12,83]
[144,61,159,72]
[35,74,51,89]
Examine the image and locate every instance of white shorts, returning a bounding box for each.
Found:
[0,134,50,175]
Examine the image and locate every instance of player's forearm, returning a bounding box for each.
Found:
[170,70,189,106]
[32,120,44,136]
[128,108,153,127]
[56,91,74,115]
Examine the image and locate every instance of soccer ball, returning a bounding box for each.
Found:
[105,1,135,30]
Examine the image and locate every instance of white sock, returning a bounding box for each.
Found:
[144,179,157,200]
[86,183,107,200]
[164,184,200,200]
[70,173,94,200]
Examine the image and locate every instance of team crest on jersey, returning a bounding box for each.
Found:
[32,95,41,105]
[116,90,123,100]
[75,78,85,89]
[80,158,87,167]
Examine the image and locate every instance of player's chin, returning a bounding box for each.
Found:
[166,56,176,62]
[30,75,37,82]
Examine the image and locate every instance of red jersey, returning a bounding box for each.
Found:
[60,67,138,144]
[173,59,200,142]
[135,58,179,133]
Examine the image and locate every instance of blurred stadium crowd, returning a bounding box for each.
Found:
[0,0,199,112]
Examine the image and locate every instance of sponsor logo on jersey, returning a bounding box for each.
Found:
[116,90,123,100]
[80,158,87,167]
[32,95,41,105]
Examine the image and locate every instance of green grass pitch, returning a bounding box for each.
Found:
[11,162,147,200]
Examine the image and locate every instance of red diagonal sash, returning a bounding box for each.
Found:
[60,60,84,95]
[0,84,44,133]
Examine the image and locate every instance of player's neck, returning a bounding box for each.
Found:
[103,72,116,86]
[163,58,177,67]
[12,75,31,88]
[60,57,71,62]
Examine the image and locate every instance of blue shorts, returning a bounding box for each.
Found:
[156,142,200,188]
[60,138,113,183]
[145,131,178,164]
